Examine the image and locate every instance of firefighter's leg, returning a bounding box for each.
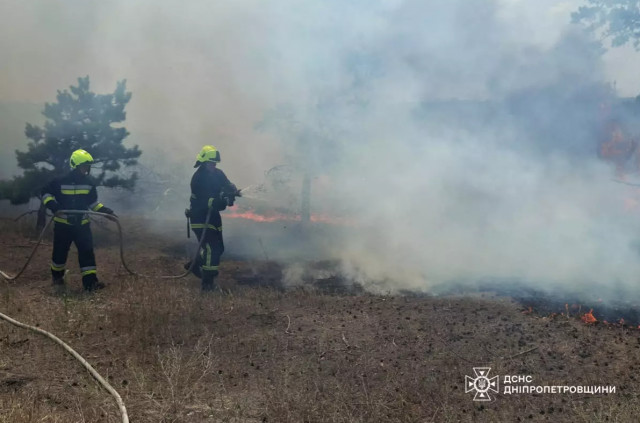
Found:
[201,230,224,292]
[51,223,74,284]
[186,228,204,278]
[74,224,102,291]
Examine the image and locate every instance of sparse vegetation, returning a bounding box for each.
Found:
[1,218,640,422]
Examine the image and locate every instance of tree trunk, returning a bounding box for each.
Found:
[300,172,311,226]
[36,200,47,232]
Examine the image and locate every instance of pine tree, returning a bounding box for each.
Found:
[0,76,141,207]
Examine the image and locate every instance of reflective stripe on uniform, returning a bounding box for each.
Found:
[208,197,214,208]
[190,223,222,231]
[90,202,104,211]
[42,193,55,204]
[61,189,90,194]
[60,184,93,190]
[201,265,219,271]
[51,261,66,271]
[205,244,212,266]
[81,266,97,276]
[60,184,92,195]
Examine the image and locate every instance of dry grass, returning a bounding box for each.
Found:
[1,220,640,422]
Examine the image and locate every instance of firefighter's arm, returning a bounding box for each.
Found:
[41,181,60,213]
[207,195,226,211]
[233,183,242,197]
[227,181,241,197]
[222,170,241,197]
[88,186,117,217]
[214,183,241,210]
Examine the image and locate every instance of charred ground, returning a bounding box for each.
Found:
[1,216,640,422]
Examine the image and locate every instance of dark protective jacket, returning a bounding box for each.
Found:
[189,166,237,229]
[41,170,111,225]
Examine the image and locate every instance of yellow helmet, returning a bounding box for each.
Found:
[194,145,221,167]
[70,149,94,169]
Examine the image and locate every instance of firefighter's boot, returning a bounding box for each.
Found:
[52,270,68,294]
[201,274,215,293]
[184,260,202,278]
[83,274,105,292]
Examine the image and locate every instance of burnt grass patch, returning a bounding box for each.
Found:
[2,219,640,422]
[433,279,640,326]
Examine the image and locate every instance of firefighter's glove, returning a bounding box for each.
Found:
[48,202,60,213]
[220,193,234,208]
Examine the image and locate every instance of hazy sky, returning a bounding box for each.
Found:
[1,1,638,149]
[0,2,636,135]
[2,0,640,293]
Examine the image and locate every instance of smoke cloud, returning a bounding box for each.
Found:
[2,0,640,296]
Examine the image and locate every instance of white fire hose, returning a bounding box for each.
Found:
[0,310,129,423]
[0,208,219,422]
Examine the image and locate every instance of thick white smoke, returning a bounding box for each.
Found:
[2,0,640,295]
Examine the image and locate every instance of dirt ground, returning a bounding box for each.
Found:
[1,217,640,422]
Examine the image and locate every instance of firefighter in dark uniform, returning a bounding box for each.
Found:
[186,145,240,292]
[41,149,116,291]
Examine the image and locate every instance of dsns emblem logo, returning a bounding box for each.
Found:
[465,367,499,401]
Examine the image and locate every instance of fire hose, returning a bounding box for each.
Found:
[0,310,129,423]
[1,184,246,280]
[0,208,215,281]
[0,208,218,422]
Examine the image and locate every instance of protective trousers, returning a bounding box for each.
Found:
[192,227,224,291]
[51,222,98,288]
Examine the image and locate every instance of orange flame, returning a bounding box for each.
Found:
[225,210,299,223]
[599,122,640,180]
[600,126,631,159]
[581,309,597,324]
[224,208,354,225]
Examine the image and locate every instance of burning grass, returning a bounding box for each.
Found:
[224,205,356,226]
[1,221,640,422]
